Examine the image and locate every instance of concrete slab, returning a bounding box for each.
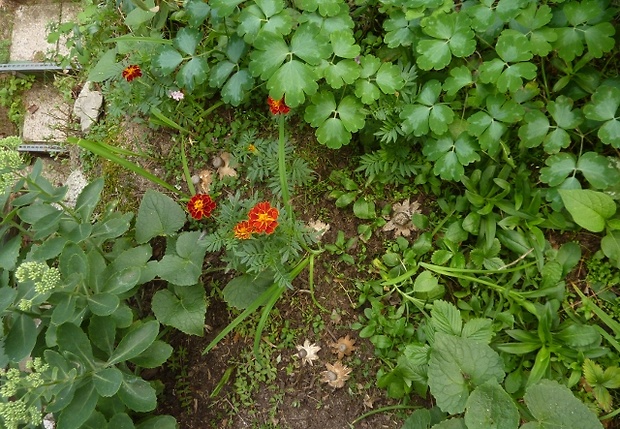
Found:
[22,81,71,142]
[9,3,61,61]
[58,2,81,58]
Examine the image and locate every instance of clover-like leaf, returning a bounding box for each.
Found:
[316,118,351,148]
[174,27,202,56]
[423,134,480,181]
[539,153,576,187]
[176,57,208,93]
[509,3,557,56]
[209,0,243,16]
[330,30,360,59]
[518,110,549,148]
[238,1,292,44]
[376,62,405,95]
[221,70,254,106]
[153,47,183,75]
[443,65,473,96]
[464,380,519,429]
[584,85,620,147]
[249,32,290,79]
[549,95,583,129]
[296,0,343,17]
[417,12,475,70]
[267,60,318,107]
[496,29,533,63]
[290,23,332,64]
[152,284,206,336]
[321,59,360,89]
[401,80,453,136]
[305,91,337,127]
[383,10,418,48]
[576,151,620,190]
[554,0,615,61]
[185,0,211,28]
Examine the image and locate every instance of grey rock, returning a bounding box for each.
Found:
[73,81,103,133]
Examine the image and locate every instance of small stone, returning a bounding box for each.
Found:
[73,82,103,134]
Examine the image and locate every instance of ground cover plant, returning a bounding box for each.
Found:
[2,0,620,427]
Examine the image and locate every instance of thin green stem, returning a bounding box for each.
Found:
[181,138,196,196]
[350,404,420,426]
[277,114,292,218]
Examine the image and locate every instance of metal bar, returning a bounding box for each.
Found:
[0,63,74,73]
[17,144,66,153]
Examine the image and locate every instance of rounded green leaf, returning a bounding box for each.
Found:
[107,320,160,366]
[221,69,254,106]
[88,293,120,316]
[249,32,290,79]
[559,189,616,232]
[330,30,360,59]
[376,62,404,94]
[539,153,576,186]
[93,367,123,397]
[304,91,337,127]
[518,110,549,148]
[118,375,157,412]
[496,29,533,62]
[316,117,351,148]
[173,27,202,56]
[177,57,209,92]
[337,96,365,132]
[152,284,206,336]
[267,60,318,107]
[465,380,519,429]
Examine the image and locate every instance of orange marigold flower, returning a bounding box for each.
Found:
[267,96,290,115]
[233,220,255,240]
[187,194,216,220]
[248,201,279,234]
[122,64,142,82]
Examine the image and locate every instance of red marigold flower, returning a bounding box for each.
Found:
[233,220,255,240]
[248,201,279,234]
[187,194,216,220]
[267,96,290,115]
[122,64,142,82]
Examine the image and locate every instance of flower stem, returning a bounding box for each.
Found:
[277,114,292,217]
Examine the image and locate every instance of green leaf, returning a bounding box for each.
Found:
[464,380,519,429]
[428,332,505,414]
[135,190,186,243]
[522,380,603,429]
[118,375,157,412]
[431,419,467,429]
[290,23,331,64]
[548,95,583,129]
[57,323,96,369]
[383,11,417,48]
[129,340,173,368]
[249,32,290,79]
[88,293,120,316]
[417,13,475,70]
[267,60,318,107]
[376,62,404,94]
[322,59,360,89]
[577,151,619,189]
[57,381,99,429]
[316,117,351,148]
[157,232,207,286]
[584,86,620,147]
[93,367,123,397]
[136,415,178,429]
[296,0,342,16]
[461,318,493,343]
[305,90,336,127]
[210,0,243,16]
[556,323,601,349]
[177,57,209,92]
[108,320,159,366]
[185,0,211,27]
[209,61,235,88]
[88,48,124,82]
[0,235,20,270]
[154,47,184,75]
[539,153,576,187]
[221,69,254,106]
[337,96,365,132]
[431,300,462,336]
[496,29,532,62]
[5,314,37,363]
[559,189,616,232]
[353,198,375,219]
[108,413,135,429]
[601,231,620,265]
[174,27,201,56]
[152,284,206,336]
[414,271,439,293]
[518,110,549,148]
[330,30,360,59]
[443,65,473,96]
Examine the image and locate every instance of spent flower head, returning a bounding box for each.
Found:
[320,361,352,388]
[296,340,321,366]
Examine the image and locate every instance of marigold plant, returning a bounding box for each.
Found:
[267,96,290,115]
[248,201,279,234]
[187,194,216,220]
[233,220,254,240]
[121,64,142,82]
